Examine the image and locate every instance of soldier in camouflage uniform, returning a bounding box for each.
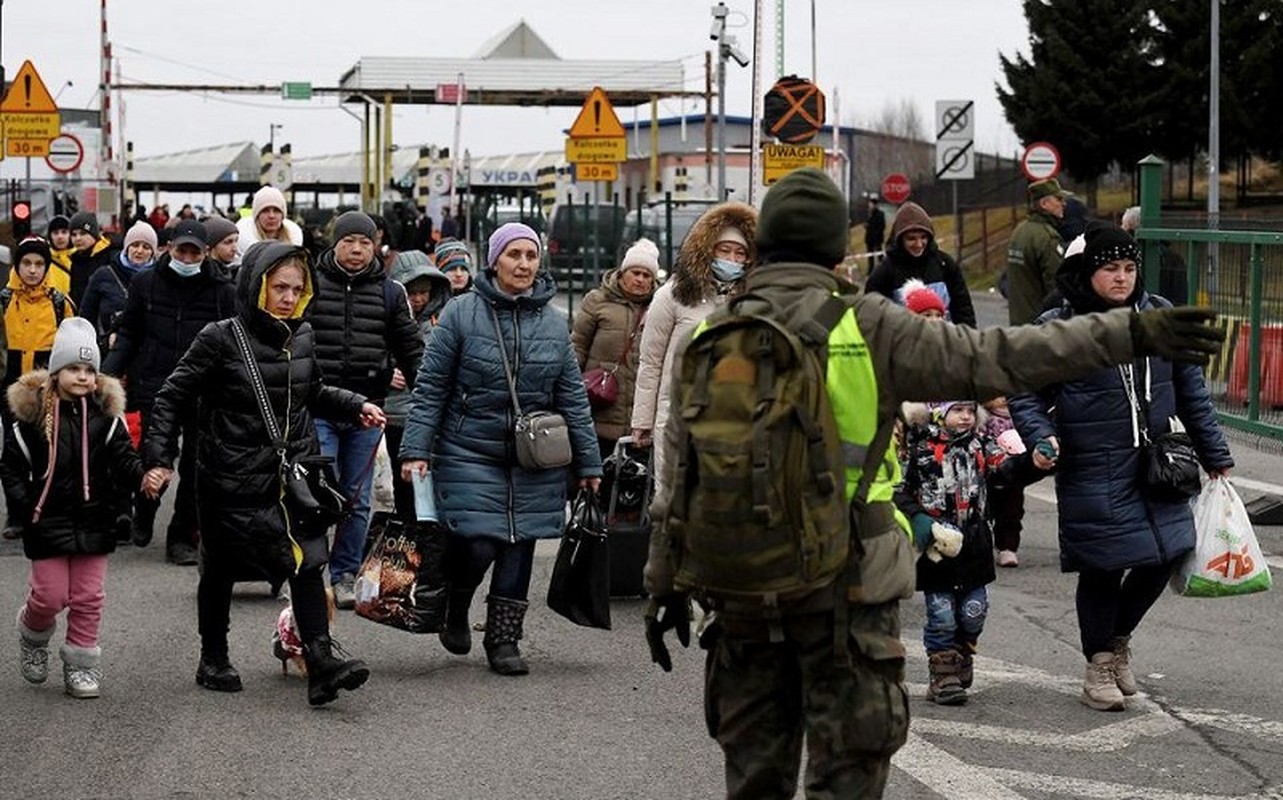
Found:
[643,168,1227,799]
[1006,178,1068,325]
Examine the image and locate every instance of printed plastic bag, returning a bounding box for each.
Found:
[1171,476,1272,597]
[354,518,448,632]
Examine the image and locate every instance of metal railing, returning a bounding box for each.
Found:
[1136,155,1283,440]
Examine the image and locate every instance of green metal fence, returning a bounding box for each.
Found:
[1137,155,1283,440]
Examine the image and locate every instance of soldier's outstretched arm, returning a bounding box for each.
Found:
[852,293,1222,406]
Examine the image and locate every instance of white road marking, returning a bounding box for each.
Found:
[892,735,1029,800]
[983,768,1283,800]
[895,651,1283,798]
[1228,475,1283,496]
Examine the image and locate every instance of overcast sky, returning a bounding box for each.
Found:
[2,0,1030,165]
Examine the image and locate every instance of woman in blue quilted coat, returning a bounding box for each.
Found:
[400,223,602,676]
[1010,223,1232,712]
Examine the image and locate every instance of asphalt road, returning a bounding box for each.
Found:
[1,291,1281,799]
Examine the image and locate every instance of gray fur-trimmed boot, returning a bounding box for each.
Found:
[60,644,102,699]
[16,608,53,684]
[483,596,529,676]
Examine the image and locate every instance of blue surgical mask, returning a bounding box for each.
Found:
[168,257,202,278]
[711,258,744,282]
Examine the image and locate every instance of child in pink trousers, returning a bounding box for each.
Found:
[1,317,141,698]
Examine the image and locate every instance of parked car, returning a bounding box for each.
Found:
[546,202,627,290]
[617,199,718,279]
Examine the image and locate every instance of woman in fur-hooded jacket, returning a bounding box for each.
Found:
[629,201,755,489]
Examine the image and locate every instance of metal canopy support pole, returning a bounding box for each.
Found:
[748,0,765,206]
[449,72,464,222]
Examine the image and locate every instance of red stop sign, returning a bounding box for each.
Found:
[880,173,911,205]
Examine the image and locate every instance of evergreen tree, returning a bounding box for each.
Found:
[997,0,1158,202]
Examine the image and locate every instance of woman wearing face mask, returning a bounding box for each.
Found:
[80,221,156,349]
[864,201,975,327]
[234,186,304,258]
[102,220,236,566]
[630,201,755,496]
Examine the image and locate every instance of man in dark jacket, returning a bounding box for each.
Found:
[309,211,424,607]
[103,219,236,565]
[863,196,886,273]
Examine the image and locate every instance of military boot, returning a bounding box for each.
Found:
[60,644,102,699]
[196,645,243,693]
[1109,636,1138,697]
[926,650,968,705]
[16,608,53,684]
[1081,652,1125,711]
[302,634,369,706]
[483,596,529,676]
[439,586,476,655]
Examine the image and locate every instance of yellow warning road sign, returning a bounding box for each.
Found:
[2,61,59,113]
[762,143,826,185]
[568,87,626,138]
[7,139,49,157]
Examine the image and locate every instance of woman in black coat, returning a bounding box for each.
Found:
[143,241,387,705]
[1009,223,1232,712]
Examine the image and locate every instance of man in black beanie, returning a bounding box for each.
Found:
[309,210,423,607]
[642,167,1229,798]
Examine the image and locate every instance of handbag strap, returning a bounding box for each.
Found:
[1118,361,1151,446]
[230,318,286,452]
[489,304,524,417]
[611,306,647,371]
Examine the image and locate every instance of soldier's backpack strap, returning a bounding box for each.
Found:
[834,407,899,667]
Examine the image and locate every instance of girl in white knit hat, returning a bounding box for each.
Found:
[1,317,142,698]
[234,186,304,257]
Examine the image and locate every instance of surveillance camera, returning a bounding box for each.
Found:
[724,41,750,68]
[711,2,728,20]
[709,21,722,40]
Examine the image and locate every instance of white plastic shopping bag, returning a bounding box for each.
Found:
[1171,476,1272,597]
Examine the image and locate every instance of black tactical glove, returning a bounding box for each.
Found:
[644,594,691,672]
[1130,307,1223,365]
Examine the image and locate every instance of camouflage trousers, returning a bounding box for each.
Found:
[704,600,910,800]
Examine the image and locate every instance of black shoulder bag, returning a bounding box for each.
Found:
[229,318,348,527]
[1122,362,1201,502]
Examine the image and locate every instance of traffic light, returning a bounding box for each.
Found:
[12,199,32,240]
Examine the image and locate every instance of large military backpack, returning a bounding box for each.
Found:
[666,292,852,610]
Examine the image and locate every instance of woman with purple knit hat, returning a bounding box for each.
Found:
[400,223,602,676]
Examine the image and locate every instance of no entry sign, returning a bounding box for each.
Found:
[1020,142,1061,181]
[44,133,84,174]
[880,173,911,205]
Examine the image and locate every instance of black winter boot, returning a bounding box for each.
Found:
[439,586,476,655]
[302,635,369,706]
[483,596,529,676]
[196,648,243,693]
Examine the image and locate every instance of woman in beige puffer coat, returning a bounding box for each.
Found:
[629,201,756,495]
[572,239,658,457]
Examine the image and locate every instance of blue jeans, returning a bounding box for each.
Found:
[315,419,383,582]
[923,586,989,654]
